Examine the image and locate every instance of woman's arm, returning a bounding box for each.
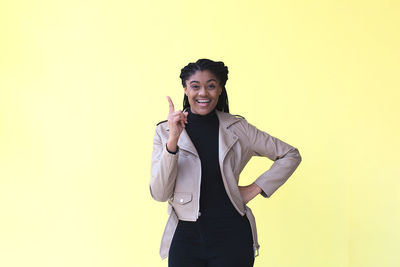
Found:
[244,120,302,198]
[149,96,188,202]
[149,126,179,202]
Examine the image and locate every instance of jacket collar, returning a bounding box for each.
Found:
[181,108,240,129]
[174,108,240,159]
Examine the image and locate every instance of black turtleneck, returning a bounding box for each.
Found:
[185,108,237,218]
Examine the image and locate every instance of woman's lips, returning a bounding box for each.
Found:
[196,99,211,107]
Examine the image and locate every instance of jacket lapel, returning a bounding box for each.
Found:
[167,107,197,156]
[216,110,240,163]
[177,129,198,156]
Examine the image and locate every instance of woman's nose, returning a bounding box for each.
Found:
[198,87,207,96]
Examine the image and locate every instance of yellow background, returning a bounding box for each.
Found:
[1,0,399,266]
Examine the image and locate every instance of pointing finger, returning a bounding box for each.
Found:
[166,96,175,114]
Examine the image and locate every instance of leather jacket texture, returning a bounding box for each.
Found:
[150,109,302,259]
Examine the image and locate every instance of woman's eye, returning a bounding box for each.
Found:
[191,85,199,89]
[208,84,216,89]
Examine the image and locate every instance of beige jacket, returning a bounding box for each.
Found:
[150,109,302,259]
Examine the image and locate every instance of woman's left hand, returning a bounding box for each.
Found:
[238,183,262,204]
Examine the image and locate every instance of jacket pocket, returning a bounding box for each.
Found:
[172,192,192,205]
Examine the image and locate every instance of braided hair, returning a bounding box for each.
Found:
[179,58,229,113]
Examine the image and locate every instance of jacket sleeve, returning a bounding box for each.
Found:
[149,126,179,202]
[244,120,302,198]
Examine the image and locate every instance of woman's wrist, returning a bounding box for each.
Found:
[239,183,262,204]
[166,138,178,153]
[251,183,262,195]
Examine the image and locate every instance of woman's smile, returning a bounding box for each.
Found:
[196,98,211,106]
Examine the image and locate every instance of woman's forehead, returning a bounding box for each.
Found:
[187,70,218,83]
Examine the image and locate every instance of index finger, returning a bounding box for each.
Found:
[166,96,175,113]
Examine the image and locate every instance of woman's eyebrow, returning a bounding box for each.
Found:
[189,79,217,84]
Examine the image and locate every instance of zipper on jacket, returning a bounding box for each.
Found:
[196,156,202,219]
[179,147,201,220]
[178,108,202,221]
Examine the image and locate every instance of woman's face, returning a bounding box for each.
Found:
[184,70,222,115]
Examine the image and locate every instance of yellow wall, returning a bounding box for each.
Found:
[1,1,399,266]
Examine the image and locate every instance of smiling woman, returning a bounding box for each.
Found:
[150,58,302,267]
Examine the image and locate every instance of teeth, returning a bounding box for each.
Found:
[197,99,210,103]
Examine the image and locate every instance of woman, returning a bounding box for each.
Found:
[150,58,302,267]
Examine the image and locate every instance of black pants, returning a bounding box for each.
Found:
[168,214,255,267]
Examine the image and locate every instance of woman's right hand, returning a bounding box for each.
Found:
[166,96,188,152]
